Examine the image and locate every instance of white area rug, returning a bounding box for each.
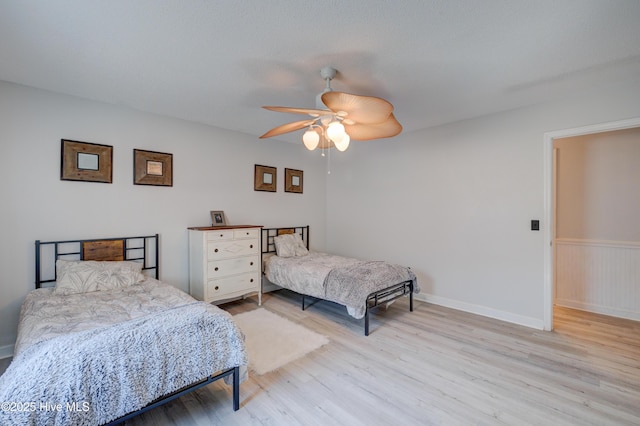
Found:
[233,309,329,375]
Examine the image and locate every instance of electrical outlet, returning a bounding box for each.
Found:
[531,220,540,231]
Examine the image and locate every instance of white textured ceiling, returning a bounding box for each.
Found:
[1,1,640,143]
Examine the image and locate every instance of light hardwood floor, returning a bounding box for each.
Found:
[2,291,639,425]
[126,291,639,425]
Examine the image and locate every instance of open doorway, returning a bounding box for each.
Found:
[543,117,640,330]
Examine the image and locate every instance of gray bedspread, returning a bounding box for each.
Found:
[266,252,418,319]
[14,278,199,356]
[0,281,247,426]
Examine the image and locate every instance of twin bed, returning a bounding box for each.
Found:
[0,234,247,426]
[262,226,419,335]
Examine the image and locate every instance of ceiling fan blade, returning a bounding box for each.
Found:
[263,106,331,117]
[343,113,402,141]
[321,92,394,124]
[259,119,317,139]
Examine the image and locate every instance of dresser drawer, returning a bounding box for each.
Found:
[206,230,234,241]
[233,228,260,240]
[207,255,260,277]
[207,239,259,260]
[207,272,260,300]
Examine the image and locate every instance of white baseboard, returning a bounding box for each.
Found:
[414,293,544,330]
[0,344,14,359]
[555,298,640,322]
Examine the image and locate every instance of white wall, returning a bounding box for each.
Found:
[555,127,640,241]
[0,81,327,351]
[326,80,640,329]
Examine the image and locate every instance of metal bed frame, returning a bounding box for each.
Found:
[35,234,160,288]
[261,226,414,336]
[34,234,241,424]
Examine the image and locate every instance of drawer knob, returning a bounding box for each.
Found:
[220,234,224,237]
[250,262,254,266]
[250,278,254,283]
[214,248,219,253]
[215,286,219,290]
[250,244,253,248]
[215,267,219,271]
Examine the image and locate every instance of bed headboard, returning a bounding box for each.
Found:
[35,234,159,288]
[261,226,309,254]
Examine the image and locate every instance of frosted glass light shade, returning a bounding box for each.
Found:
[303,129,320,150]
[334,133,350,151]
[326,121,345,142]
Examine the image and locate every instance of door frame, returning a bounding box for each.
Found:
[542,117,640,330]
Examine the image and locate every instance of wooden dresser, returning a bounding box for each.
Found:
[188,225,262,305]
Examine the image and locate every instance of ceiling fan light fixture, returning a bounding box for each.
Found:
[334,132,350,152]
[326,120,346,142]
[302,128,320,150]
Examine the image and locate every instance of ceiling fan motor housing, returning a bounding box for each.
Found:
[320,66,337,81]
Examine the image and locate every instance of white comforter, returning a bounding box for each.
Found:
[14,278,196,356]
[265,252,361,299]
[1,279,247,426]
[265,252,418,319]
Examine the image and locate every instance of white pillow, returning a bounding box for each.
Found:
[274,234,296,257]
[292,233,309,256]
[274,233,308,258]
[54,260,145,295]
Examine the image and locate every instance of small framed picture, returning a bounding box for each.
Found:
[254,164,277,192]
[285,168,303,194]
[134,149,173,186]
[210,210,227,226]
[61,139,113,183]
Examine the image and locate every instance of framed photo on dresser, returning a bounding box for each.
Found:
[210,210,227,226]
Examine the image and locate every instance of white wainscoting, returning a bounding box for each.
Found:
[555,238,640,321]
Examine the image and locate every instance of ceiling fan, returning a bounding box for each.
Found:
[259,66,402,152]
